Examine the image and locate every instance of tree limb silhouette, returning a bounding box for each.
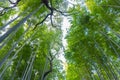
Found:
[0,0,21,16]
[34,0,73,29]
[42,51,54,80]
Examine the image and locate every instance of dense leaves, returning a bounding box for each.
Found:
[65,0,120,79]
[0,0,120,80]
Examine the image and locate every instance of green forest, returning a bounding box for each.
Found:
[0,0,120,80]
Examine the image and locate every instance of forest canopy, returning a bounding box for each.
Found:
[0,0,120,80]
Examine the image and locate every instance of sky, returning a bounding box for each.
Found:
[57,0,77,77]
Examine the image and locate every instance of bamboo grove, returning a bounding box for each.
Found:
[0,0,120,80]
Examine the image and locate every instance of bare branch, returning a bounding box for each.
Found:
[8,0,16,4]
[34,0,76,29]
[33,13,50,30]
[42,57,53,80]
[0,0,21,16]
[8,0,21,5]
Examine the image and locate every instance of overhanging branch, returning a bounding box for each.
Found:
[34,0,75,29]
[0,0,21,16]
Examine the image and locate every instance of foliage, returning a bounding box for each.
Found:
[0,0,120,80]
[65,0,120,79]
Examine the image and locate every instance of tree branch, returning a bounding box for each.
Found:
[0,0,21,16]
[8,0,21,5]
[33,13,51,30]
[8,0,16,4]
[42,58,52,80]
[42,51,53,80]
[33,0,75,29]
